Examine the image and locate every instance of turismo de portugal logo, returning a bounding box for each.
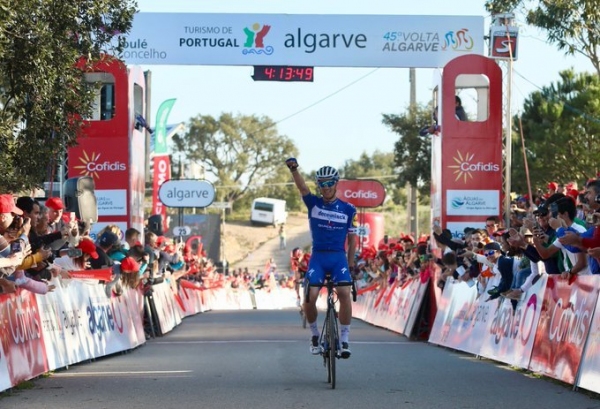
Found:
[242,23,274,55]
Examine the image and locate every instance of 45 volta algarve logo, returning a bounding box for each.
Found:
[74,150,126,179]
[242,23,274,55]
[448,151,500,183]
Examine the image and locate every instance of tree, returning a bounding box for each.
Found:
[0,1,136,192]
[512,69,600,192]
[338,150,404,204]
[172,113,299,203]
[382,104,434,198]
[485,0,600,76]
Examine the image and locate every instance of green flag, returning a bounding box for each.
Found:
[154,98,176,155]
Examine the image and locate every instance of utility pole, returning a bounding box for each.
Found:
[408,68,418,237]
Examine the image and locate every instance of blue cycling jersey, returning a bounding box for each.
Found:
[302,193,357,252]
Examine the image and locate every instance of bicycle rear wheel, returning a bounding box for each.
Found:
[327,306,337,389]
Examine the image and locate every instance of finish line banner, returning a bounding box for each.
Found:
[123,13,484,67]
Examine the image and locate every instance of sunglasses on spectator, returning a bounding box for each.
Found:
[485,223,496,228]
[484,250,496,257]
[317,180,336,188]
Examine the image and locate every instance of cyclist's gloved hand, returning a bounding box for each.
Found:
[286,157,299,172]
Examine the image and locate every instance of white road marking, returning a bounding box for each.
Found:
[54,370,192,377]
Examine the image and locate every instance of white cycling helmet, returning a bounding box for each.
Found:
[315,166,339,181]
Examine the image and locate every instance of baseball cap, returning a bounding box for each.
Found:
[483,242,502,252]
[77,238,99,259]
[548,182,558,191]
[45,197,65,211]
[99,231,119,247]
[0,194,23,215]
[120,256,140,272]
[533,205,549,216]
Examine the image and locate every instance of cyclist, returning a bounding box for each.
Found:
[286,158,357,358]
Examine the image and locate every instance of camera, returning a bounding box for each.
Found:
[10,241,22,253]
[8,215,23,231]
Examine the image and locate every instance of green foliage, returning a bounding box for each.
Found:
[338,150,404,205]
[485,0,600,76]
[511,69,600,191]
[0,0,137,192]
[383,103,434,198]
[172,113,299,204]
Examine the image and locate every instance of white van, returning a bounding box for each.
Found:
[250,198,287,226]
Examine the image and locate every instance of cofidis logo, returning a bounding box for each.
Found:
[242,23,273,55]
[74,151,126,179]
[448,151,500,183]
[441,28,474,51]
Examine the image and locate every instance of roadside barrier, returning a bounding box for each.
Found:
[3,270,600,395]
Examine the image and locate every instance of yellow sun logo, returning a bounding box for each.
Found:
[73,150,101,179]
[448,151,474,183]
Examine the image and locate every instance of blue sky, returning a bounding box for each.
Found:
[137,0,594,174]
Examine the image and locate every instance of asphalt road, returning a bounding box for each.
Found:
[2,310,598,409]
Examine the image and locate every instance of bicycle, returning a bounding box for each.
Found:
[306,275,356,389]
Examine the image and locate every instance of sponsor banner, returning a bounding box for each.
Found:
[577,287,600,393]
[68,137,129,190]
[35,278,79,370]
[528,275,598,384]
[489,26,518,60]
[356,212,384,249]
[478,274,547,367]
[446,190,500,216]
[428,275,500,355]
[386,278,423,335]
[442,138,502,192]
[154,99,176,155]
[158,179,216,208]
[152,156,171,226]
[0,289,48,385]
[125,13,484,68]
[96,189,128,216]
[152,281,182,334]
[67,283,131,358]
[336,179,386,208]
[404,276,431,336]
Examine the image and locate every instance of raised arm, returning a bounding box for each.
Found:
[286,158,310,196]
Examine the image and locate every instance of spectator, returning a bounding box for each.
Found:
[455,95,468,121]
[279,224,286,250]
[90,231,117,269]
[53,237,98,271]
[532,196,589,278]
[120,256,141,289]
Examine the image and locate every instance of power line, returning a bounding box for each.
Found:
[271,68,380,126]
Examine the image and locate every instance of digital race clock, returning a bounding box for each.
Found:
[252,65,314,82]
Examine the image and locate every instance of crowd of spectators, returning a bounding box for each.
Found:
[429,179,600,304]
[3,177,599,321]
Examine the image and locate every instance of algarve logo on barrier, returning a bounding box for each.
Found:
[242,23,274,55]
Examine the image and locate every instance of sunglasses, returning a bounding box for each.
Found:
[317,180,336,188]
[484,250,496,257]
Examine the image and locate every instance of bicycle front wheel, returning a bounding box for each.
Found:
[327,306,337,389]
